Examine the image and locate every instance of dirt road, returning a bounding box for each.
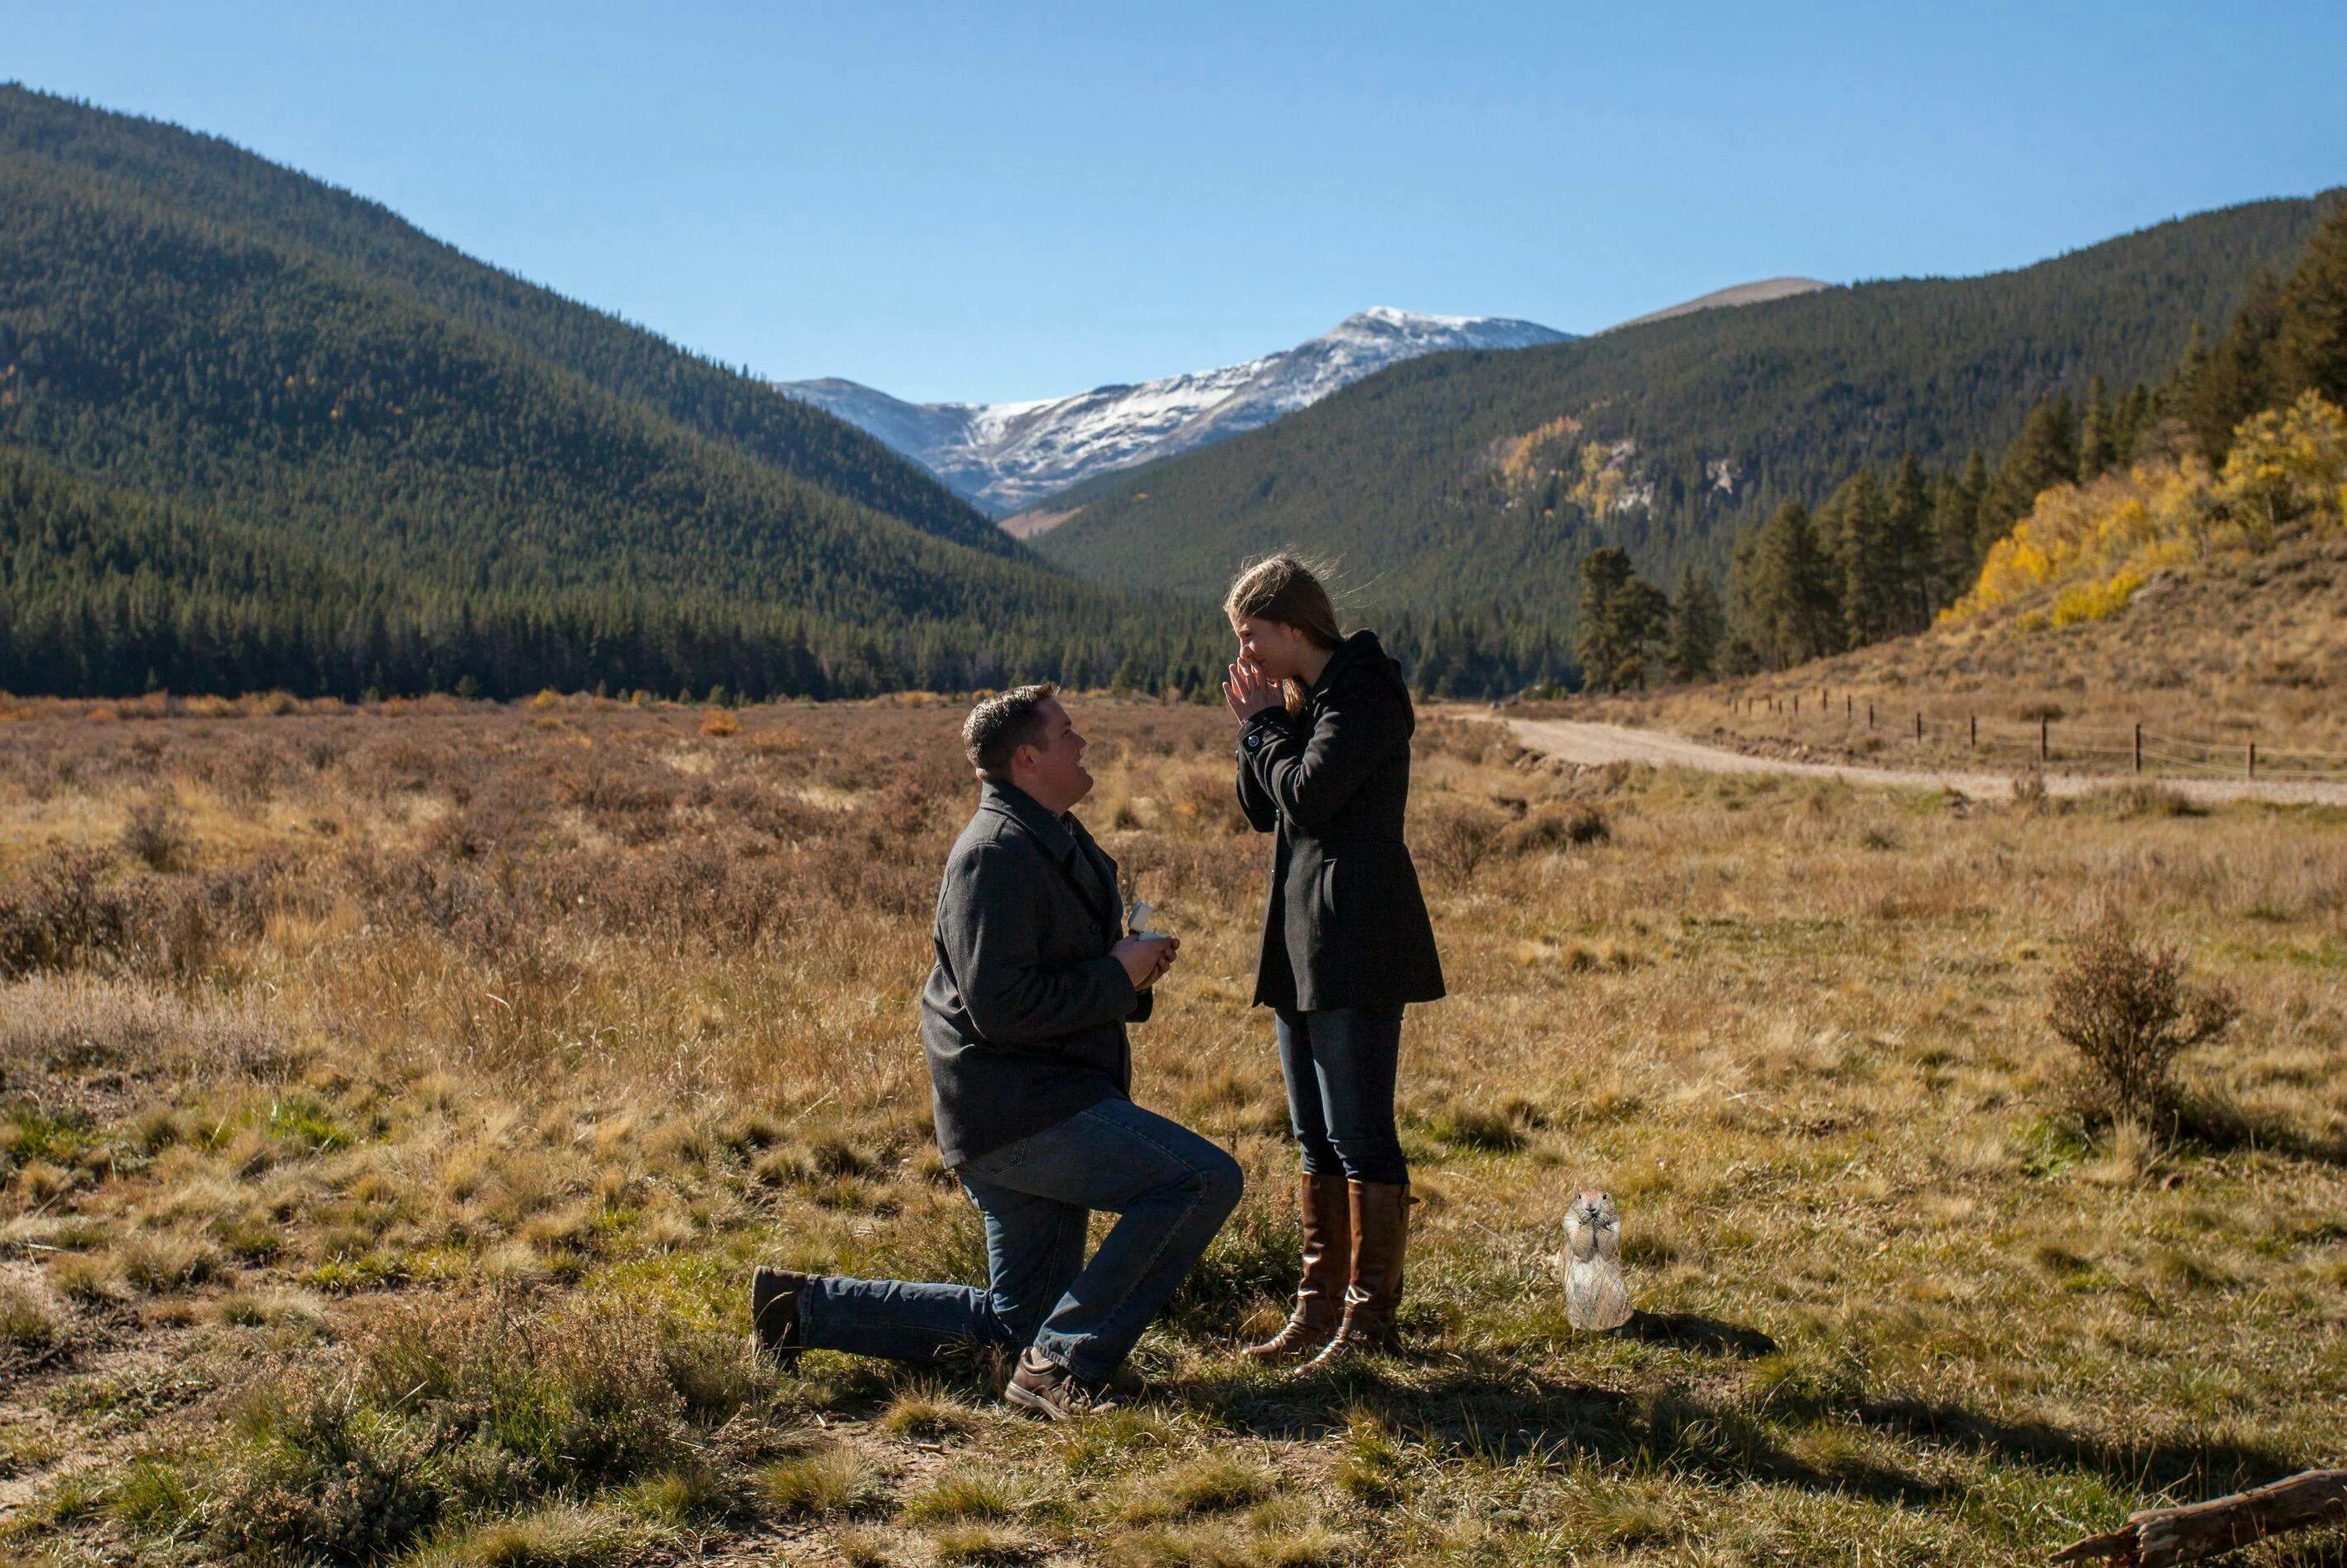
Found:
[1499,715,2347,808]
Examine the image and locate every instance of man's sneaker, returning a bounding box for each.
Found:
[1003,1347,1118,1420]
[751,1266,808,1364]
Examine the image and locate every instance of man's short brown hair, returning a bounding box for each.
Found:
[963,684,1059,780]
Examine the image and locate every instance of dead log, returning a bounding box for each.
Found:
[2053,1468,2347,1566]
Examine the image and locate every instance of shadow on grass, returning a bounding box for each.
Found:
[1186,1361,1950,1505]
[1859,1397,2305,1503]
[2170,1096,2347,1167]
[785,1323,2307,1521]
[1615,1310,1778,1358]
[1174,1327,2303,1513]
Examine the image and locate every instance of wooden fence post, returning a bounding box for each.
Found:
[1969,714,1977,748]
[1868,703,1875,729]
[1914,712,1923,742]
[2248,743,2257,781]
[2040,716,2049,762]
[2134,724,2143,775]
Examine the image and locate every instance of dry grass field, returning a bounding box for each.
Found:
[2,691,2344,1566]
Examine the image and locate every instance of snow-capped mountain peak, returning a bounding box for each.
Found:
[779,309,1572,517]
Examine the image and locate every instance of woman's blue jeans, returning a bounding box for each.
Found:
[1276,1005,1408,1186]
[796,1099,1241,1383]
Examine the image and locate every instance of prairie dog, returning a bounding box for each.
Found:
[1561,1188,1632,1331]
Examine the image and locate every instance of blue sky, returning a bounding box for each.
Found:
[6,2,2345,403]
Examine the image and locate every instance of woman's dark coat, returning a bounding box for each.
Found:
[1235,629,1445,1012]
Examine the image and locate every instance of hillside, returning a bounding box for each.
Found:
[1595,402,2347,772]
[0,85,1010,560]
[782,308,1571,517]
[0,89,1219,699]
[1037,194,2341,636]
[1736,518,2344,739]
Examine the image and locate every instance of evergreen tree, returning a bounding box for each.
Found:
[1665,565,1724,683]
[2077,376,2118,479]
[2114,383,2153,465]
[1727,502,1842,669]
[1575,547,1671,692]
[1884,452,1931,630]
[2276,199,2347,406]
[1929,455,1984,607]
[1829,469,1901,647]
[2189,268,2283,462]
[1980,394,2079,543]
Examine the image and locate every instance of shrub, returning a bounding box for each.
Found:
[1504,801,1609,854]
[119,796,190,872]
[2047,916,2239,1123]
[0,850,134,977]
[1170,770,1250,835]
[2100,782,2208,820]
[208,1390,443,1563]
[1414,801,1508,884]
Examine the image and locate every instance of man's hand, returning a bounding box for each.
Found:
[1113,935,1178,990]
[1223,659,1282,723]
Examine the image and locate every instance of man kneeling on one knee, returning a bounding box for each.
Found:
[753,685,1243,1418]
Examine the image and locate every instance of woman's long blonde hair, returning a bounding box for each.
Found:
[1224,554,1343,711]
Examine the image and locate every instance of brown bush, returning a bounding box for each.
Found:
[1414,801,1509,884]
[120,795,191,872]
[2047,915,2239,1122]
[1503,801,1610,855]
[0,850,134,978]
[1168,770,1250,836]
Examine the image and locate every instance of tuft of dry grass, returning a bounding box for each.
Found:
[0,1276,60,1356]
[902,1469,1018,1524]
[757,1449,878,1520]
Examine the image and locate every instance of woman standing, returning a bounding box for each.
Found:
[1222,556,1444,1367]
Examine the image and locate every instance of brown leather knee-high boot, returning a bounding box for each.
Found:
[1243,1172,1350,1363]
[1306,1179,1408,1367]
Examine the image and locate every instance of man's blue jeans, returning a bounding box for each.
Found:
[796,1099,1243,1383]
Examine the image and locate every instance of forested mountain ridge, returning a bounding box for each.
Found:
[1038,193,2343,661]
[0,84,1010,558]
[2,440,1183,700]
[0,94,1224,700]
